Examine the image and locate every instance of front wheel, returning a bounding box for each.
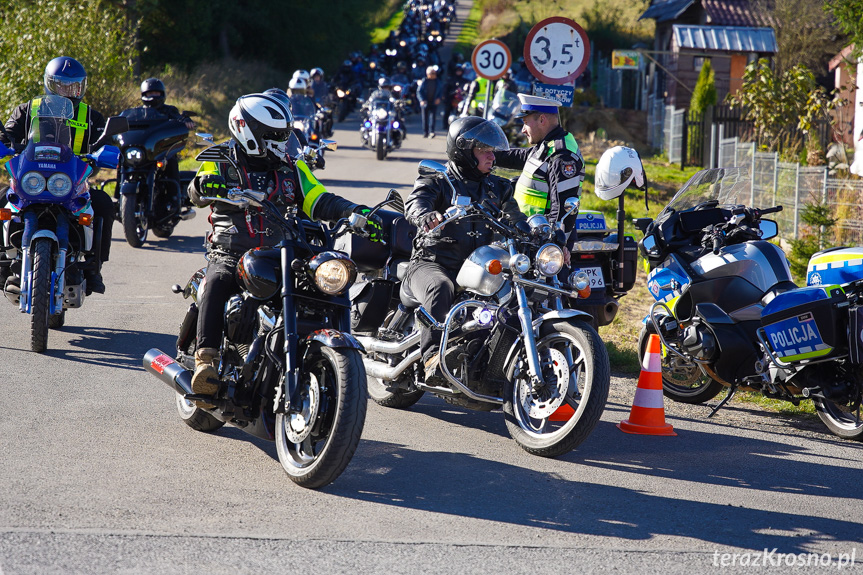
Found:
[638,325,724,404]
[814,397,863,440]
[122,194,148,248]
[275,344,367,488]
[375,136,386,161]
[30,238,53,352]
[503,320,610,457]
[48,308,66,330]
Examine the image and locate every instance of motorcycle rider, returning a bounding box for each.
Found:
[404,116,525,379]
[309,68,328,104]
[187,93,381,398]
[0,56,114,294]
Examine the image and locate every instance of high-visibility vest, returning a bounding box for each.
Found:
[514,132,581,217]
[30,96,90,154]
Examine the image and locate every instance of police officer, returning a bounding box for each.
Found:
[0,57,114,294]
[494,94,585,242]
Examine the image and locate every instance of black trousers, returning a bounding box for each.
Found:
[405,259,456,361]
[197,253,240,351]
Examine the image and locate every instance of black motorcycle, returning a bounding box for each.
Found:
[112,107,197,247]
[143,142,367,488]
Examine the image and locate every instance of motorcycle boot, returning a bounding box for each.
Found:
[191,347,220,407]
[85,270,106,295]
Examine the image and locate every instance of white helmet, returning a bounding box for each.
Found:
[310,67,324,80]
[228,93,293,162]
[292,69,310,83]
[288,76,308,92]
[594,146,646,201]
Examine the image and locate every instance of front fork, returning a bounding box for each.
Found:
[279,243,300,413]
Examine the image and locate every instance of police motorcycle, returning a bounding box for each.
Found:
[113,106,197,247]
[339,160,610,457]
[0,95,126,352]
[360,93,404,161]
[635,166,863,439]
[142,137,366,488]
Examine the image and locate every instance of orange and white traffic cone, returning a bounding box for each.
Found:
[618,333,676,436]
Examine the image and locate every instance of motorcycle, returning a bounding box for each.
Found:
[142,139,367,487]
[332,83,360,122]
[635,166,863,439]
[338,160,610,457]
[113,106,197,247]
[0,95,127,351]
[360,96,405,161]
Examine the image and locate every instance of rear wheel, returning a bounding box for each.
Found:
[503,320,610,457]
[122,194,148,248]
[638,325,724,404]
[367,375,425,408]
[152,226,174,238]
[275,344,367,488]
[814,397,863,440]
[30,238,53,352]
[175,393,225,432]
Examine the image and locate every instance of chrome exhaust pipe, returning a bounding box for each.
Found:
[355,331,420,355]
[604,299,619,323]
[363,349,421,381]
[142,348,193,396]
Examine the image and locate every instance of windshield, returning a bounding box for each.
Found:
[492,89,520,113]
[663,167,752,213]
[120,106,171,123]
[27,95,75,147]
[289,95,316,118]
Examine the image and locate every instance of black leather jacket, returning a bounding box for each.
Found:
[405,162,525,270]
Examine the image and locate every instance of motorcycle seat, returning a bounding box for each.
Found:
[399,276,421,309]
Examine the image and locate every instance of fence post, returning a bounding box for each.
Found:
[717,124,725,167]
[794,163,800,240]
[820,168,829,249]
[772,152,778,207]
[681,109,688,171]
[750,149,755,207]
[702,105,714,167]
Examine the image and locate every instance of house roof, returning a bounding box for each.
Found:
[641,0,696,22]
[641,0,770,27]
[673,24,777,53]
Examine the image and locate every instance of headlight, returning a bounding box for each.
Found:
[293,120,305,130]
[536,244,564,276]
[46,173,72,197]
[527,214,551,236]
[124,147,144,165]
[337,89,346,98]
[374,108,389,120]
[20,171,46,196]
[570,270,590,291]
[509,253,530,275]
[309,253,357,295]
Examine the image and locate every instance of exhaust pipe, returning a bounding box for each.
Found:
[143,348,193,396]
[363,349,421,381]
[179,207,196,221]
[355,331,420,355]
[603,300,619,323]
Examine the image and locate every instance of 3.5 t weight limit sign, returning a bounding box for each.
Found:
[524,17,590,85]
[471,39,512,81]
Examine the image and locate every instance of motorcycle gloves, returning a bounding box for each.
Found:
[200,174,228,198]
[419,210,444,233]
[354,206,384,243]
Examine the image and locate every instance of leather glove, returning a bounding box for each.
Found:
[200,174,228,198]
[419,210,443,233]
[354,206,384,243]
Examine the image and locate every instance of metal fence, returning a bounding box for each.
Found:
[717,136,863,245]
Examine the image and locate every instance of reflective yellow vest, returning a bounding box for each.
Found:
[514,132,581,217]
[29,96,91,154]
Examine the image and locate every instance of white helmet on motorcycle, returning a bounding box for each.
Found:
[288,76,308,92]
[292,69,311,83]
[228,93,293,162]
[594,146,646,201]
[310,67,324,80]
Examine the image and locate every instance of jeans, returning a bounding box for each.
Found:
[196,252,240,350]
[420,104,438,136]
[405,259,456,360]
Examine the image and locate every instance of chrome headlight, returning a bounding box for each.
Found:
[20,171,46,196]
[374,108,389,121]
[124,147,144,165]
[536,244,564,276]
[570,270,590,291]
[509,253,530,275]
[308,252,357,295]
[293,120,306,130]
[46,173,72,197]
[527,214,551,237]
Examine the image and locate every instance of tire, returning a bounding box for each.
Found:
[275,344,367,488]
[337,102,349,122]
[503,320,610,457]
[638,325,724,404]
[152,226,174,239]
[814,397,863,440]
[48,308,66,330]
[122,194,148,248]
[175,393,225,432]
[30,238,53,353]
[375,137,386,161]
[367,374,425,409]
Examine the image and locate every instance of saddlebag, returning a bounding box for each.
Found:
[761,285,848,363]
[350,279,394,333]
[848,306,863,364]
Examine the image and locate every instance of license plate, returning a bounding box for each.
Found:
[573,266,604,288]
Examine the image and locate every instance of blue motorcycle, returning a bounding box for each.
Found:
[0,95,126,352]
[634,167,863,439]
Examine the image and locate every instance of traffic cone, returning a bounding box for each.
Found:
[618,333,676,436]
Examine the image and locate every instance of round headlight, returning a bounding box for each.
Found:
[527,214,551,237]
[509,253,531,275]
[570,270,590,291]
[125,147,144,165]
[312,256,357,295]
[374,108,389,120]
[536,244,564,276]
[46,173,72,197]
[20,171,46,196]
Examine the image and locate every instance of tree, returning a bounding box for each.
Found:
[0,0,137,117]
[825,0,863,58]
[690,59,717,114]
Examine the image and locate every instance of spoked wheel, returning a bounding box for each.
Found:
[503,320,610,458]
[275,344,367,488]
[814,396,863,440]
[122,195,148,248]
[30,238,53,352]
[638,325,724,404]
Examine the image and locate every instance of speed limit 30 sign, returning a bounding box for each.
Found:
[471,39,512,81]
[524,17,590,85]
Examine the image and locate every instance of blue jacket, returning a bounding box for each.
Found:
[416,77,443,106]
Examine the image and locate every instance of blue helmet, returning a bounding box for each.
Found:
[44,57,87,105]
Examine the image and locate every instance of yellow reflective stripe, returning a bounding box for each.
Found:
[72,102,87,154]
[196,161,221,177]
[515,183,549,216]
[564,132,579,154]
[297,160,327,219]
[30,97,43,142]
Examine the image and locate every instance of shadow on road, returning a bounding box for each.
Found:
[48,326,177,370]
[112,232,206,254]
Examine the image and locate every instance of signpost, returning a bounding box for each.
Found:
[523,16,590,86]
[471,39,512,119]
[612,50,640,70]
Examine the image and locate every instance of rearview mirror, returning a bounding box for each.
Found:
[759,219,778,240]
[418,159,446,176]
[321,139,337,151]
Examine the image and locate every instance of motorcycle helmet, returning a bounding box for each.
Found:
[378,76,392,89]
[310,67,324,81]
[288,76,308,93]
[228,93,293,163]
[594,146,646,201]
[292,69,310,83]
[43,56,87,105]
[140,77,166,108]
[446,116,509,180]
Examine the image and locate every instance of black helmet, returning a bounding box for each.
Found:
[43,57,87,105]
[140,77,166,108]
[446,117,509,180]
